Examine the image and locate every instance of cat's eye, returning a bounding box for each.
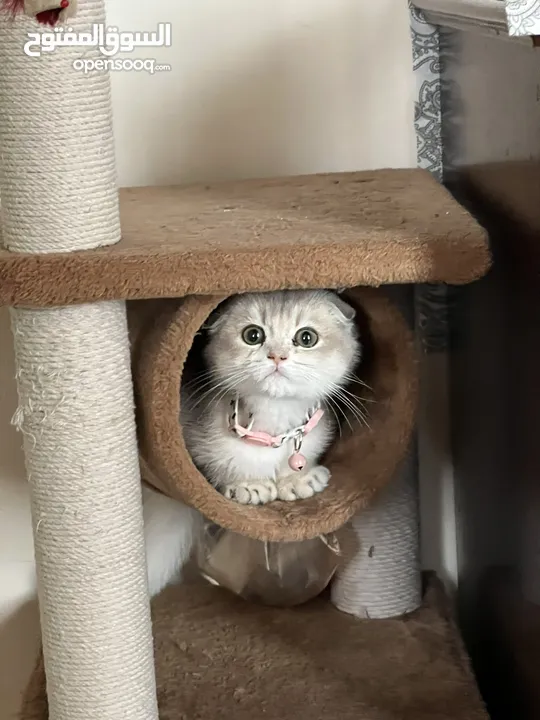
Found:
[293,327,319,348]
[242,325,265,345]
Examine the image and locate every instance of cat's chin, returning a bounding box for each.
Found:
[248,374,319,402]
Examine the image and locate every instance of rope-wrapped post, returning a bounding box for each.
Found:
[0,3,159,720]
[331,452,421,618]
[331,290,422,619]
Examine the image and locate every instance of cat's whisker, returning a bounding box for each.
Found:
[336,384,373,405]
[327,382,371,429]
[332,386,368,416]
[183,368,245,398]
[294,363,371,402]
[183,376,222,400]
[324,396,345,436]
[333,397,364,425]
[182,368,217,384]
[186,376,230,405]
[344,385,377,406]
[188,371,248,410]
[207,379,246,413]
[205,371,253,412]
[289,368,368,430]
[345,372,373,391]
[328,379,367,402]
[185,370,248,399]
[335,387,374,420]
[332,391,371,429]
[326,395,354,433]
[183,363,248,390]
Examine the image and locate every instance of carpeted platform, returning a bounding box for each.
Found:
[20,575,488,720]
[0,169,489,308]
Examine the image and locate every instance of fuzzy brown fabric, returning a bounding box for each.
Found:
[130,287,417,542]
[0,169,490,308]
[20,574,489,720]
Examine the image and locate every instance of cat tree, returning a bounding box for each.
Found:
[0,2,491,719]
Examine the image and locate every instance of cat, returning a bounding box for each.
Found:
[143,289,361,596]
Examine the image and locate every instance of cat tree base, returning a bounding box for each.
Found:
[1,169,491,718]
[21,574,488,720]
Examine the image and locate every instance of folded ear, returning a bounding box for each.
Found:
[329,292,356,322]
[202,309,225,334]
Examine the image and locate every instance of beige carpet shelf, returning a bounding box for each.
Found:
[0,169,489,308]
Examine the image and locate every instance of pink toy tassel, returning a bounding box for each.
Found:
[1,0,71,25]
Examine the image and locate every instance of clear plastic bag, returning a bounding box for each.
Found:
[196,522,341,607]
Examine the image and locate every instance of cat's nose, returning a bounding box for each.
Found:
[268,352,288,364]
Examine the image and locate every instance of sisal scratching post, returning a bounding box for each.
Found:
[332,452,421,618]
[332,290,421,619]
[0,3,158,720]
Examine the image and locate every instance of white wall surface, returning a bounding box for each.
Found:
[108,0,416,186]
[0,1,415,717]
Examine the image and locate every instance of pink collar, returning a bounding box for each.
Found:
[227,396,324,449]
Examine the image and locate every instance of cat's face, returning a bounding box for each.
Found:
[204,290,361,402]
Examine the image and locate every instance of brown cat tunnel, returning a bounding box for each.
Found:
[132,287,417,543]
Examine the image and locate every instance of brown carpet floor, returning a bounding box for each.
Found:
[21,574,488,720]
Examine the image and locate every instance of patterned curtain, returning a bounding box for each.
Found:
[409,5,450,353]
[409,5,458,586]
[505,0,540,35]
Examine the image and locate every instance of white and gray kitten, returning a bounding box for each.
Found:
[143,289,361,596]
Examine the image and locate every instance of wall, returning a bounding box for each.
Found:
[0,1,416,717]
[108,0,416,186]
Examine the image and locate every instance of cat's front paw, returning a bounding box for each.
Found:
[222,479,278,505]
[277,466,331,502]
